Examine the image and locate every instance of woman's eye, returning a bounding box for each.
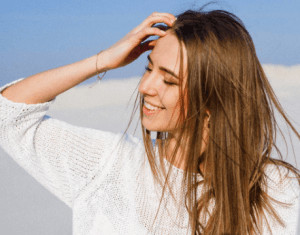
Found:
[145,66,152,72]
[163,80,176,86]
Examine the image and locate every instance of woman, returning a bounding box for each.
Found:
[0,9,299,235]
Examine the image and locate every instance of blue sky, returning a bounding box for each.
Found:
[1,0,300,84]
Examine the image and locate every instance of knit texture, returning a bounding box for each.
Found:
[0,79,299,235]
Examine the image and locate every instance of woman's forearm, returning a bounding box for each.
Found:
[1,53,106,104]
[0,13,175,105]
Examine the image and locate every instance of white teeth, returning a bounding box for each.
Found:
[144,101,161,111]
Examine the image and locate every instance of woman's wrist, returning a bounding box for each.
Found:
[95,50,111,73]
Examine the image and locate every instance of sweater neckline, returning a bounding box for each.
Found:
[152,141,203,179]
[162,156,203,179]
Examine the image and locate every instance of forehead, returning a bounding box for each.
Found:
[149,32,187,74]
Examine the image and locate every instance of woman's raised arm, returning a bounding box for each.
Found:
[0,12,176,209]
[0,12,175,105]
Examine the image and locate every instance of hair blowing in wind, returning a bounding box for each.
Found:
[137,9,300,235]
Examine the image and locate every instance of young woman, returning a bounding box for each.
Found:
[0,9,299,235]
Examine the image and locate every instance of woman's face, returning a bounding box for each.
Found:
[138,32,187,133]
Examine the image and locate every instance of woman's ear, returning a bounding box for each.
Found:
[200,110,210,156]
[205,110,210,128]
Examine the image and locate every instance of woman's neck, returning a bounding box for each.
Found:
[164,132,207,174]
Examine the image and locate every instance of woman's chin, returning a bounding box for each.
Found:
[141,118,177,133]
[142,119,163,132]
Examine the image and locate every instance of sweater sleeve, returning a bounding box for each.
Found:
[0,78,122,209]
[262,164,300,235]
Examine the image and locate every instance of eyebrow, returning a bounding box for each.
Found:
[147,55,179,79]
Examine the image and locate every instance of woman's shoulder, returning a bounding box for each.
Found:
[108,132,145,160]
[264,162,300,202]
[261,163,299,233]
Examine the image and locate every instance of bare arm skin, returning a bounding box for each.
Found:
[1,12,176,104]
[1,55,102,104]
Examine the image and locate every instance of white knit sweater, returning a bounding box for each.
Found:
[0,79,299,235]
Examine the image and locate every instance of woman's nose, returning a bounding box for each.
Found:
[138,73,158,96]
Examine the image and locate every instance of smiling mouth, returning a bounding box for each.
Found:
[143,101,165,115]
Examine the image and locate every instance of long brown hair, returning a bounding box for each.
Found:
[134,9,300,235]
